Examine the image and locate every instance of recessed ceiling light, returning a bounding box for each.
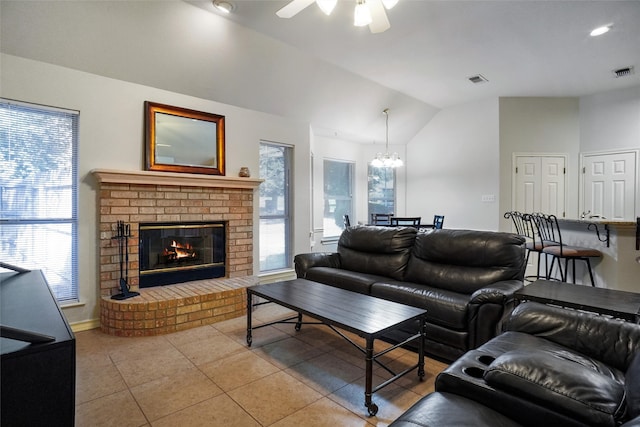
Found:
[213,0,234,14]
[590,24,612,37]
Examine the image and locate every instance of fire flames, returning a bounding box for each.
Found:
[162,240,197,261]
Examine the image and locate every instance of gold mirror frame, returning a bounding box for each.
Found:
[145,101,225,175]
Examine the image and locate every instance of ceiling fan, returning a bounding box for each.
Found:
[276,0,398,34]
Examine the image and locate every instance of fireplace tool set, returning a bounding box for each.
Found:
[111,220,139,300]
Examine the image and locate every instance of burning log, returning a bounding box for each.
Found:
[161,240,197,262]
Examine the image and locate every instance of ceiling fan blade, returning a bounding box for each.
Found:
[368,0,391,33]
[276,0,316,18]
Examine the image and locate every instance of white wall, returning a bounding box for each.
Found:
[498,97,580,228]
[1,54,311,327]
[406,98,500,231]
[580,86,640,152]
[579,86,640,219]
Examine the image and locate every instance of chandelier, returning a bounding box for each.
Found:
[371,108,403,168]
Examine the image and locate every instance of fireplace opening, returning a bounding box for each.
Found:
[139,222,226,288]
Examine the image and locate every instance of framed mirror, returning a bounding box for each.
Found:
[145,101,225,175]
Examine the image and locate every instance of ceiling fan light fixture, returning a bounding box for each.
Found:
[316,0,337,15]
[381,0,399,10]
[354,1,372,27]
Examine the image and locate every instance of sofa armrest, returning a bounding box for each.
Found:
[470,280,524,305]
[485,350,626,427]
[293,252,341,278]
[465,280,524,348]
[506,302,640,371]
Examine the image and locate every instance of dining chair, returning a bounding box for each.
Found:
[420,214,445,230]
[390,217,421,226]
[371,213,394,225]
[537,213,602,286]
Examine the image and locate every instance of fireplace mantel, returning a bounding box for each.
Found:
[91,168,263,189]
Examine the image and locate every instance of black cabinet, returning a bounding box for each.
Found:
[1,270,76,426]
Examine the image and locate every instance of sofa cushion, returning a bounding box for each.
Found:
[337,226,416,280]
[404,229,525,294]
[370,280,468,330]
[485,350,626,427]
[477,331,625,383]
[506,302,640,372]
[305,267,386,295]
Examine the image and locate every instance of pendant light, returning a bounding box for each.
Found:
[371,108,403,168]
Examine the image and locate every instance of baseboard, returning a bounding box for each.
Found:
[259,269,296,284]
[70,318,100,333]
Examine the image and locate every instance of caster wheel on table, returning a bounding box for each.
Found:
[367,403,378,417]
[295,323,301,331]
[246,336,252,347]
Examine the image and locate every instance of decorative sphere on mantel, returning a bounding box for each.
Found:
[239,167,251,178]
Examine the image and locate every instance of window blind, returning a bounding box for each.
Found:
[0,99,79,302]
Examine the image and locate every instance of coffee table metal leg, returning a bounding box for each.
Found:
[365,337,378,416]
[294,312,303,331]
[418,318,426,380]
[246,292,253,346]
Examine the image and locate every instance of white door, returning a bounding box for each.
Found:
[582,151,637,220]
[513,155,566,278]
[514,155,566,217]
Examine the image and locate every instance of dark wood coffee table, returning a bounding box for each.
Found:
[515,279,640,323]
[246,278,427,416]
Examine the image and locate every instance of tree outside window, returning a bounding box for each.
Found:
[368,165,395,220]
[323,160,353,237]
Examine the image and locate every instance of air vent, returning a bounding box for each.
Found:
[468,74,489,84]
[613,66,634,78]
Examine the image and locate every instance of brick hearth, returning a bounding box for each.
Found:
[92,169,262,336]
[100,276,258,337]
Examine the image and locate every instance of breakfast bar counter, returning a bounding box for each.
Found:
[554,218,639,293]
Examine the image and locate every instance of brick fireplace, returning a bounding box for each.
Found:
[92,169,262,336]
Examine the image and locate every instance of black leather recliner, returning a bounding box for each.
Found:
[391,302,640,427]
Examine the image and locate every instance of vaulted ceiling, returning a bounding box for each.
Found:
[2,1,639,145]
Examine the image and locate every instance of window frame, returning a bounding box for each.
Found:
[0,98,79,302]
[323,159,354,238]
[258,141,293,272]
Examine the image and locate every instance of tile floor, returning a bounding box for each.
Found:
[75,303,448,427]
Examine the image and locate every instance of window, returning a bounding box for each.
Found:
[0,100,79,302]
[259,142,292,271]
[368,165,395,219]
[323,159,353,237]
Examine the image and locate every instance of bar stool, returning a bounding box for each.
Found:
[538,213,602,286]
[504,211,557,282]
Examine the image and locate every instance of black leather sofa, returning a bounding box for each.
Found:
[294,226,526,361]
[391,302,640,427]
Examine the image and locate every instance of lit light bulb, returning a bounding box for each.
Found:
[354,1,372,27]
